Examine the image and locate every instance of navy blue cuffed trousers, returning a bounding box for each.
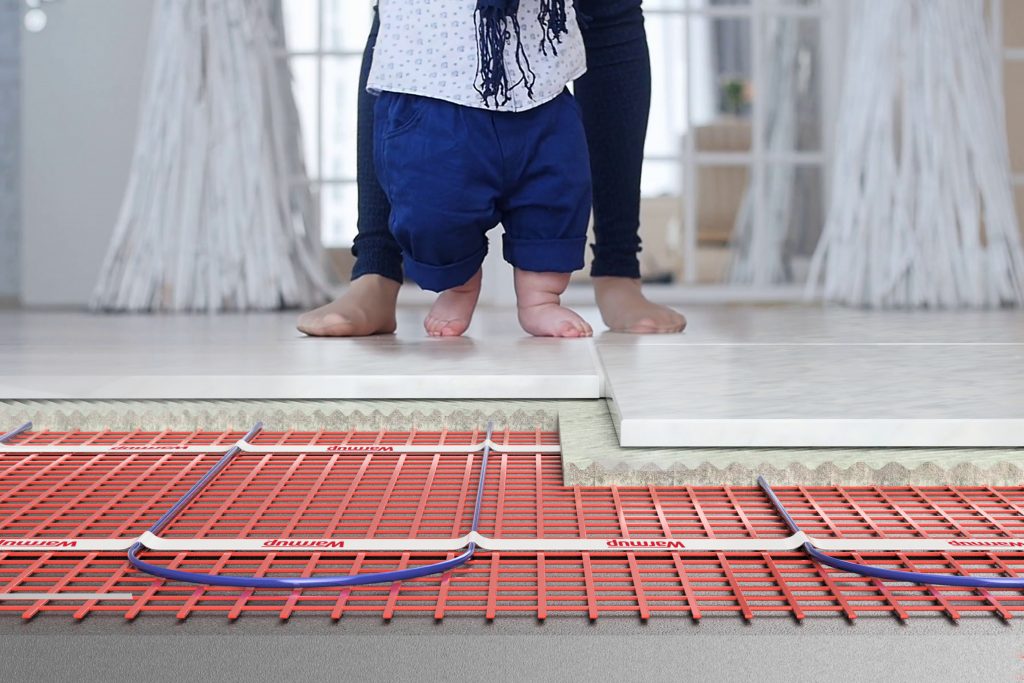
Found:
[374,91,591,293]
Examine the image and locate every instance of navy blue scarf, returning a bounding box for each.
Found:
[475,0,568,108]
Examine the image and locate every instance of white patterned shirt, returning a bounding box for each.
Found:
[368,0,587,112]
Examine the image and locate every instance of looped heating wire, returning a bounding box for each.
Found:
[758,476,1024,589]
[127,422,494,588]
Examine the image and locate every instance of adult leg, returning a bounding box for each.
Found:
[574,0,686,333]
[297,11,402,337]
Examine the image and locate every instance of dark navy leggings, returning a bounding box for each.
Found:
[351,0,650,283]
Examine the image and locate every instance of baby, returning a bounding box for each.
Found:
[368,0,593,338]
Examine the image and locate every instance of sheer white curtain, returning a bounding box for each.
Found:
[92,0,331,311]
[807,0,1024,307]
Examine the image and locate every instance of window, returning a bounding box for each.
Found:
[643,0,829,283]
[281,1,374,248]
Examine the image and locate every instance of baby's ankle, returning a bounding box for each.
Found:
[513,269,571,309]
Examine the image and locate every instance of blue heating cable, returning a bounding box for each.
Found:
[0,422,33,444]
[758,476,1024,590]
[127,422,493,588]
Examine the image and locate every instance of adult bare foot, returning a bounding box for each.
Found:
[297,274,400,337]
[515,269,593,338]
[593,277,686,334]
[424,269,483,337]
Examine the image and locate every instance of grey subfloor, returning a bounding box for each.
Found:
[1,617,1021,683]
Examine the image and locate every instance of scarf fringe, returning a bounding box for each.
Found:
[475,0,568,108]
[538,0,569,55]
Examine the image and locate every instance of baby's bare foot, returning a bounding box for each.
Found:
[518,302,592,338]
[297,274,400,337]
[594,277,686,334]
[514,269,593,338]
[424,269,482,337]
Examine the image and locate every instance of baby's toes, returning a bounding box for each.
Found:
[556,321,582,338]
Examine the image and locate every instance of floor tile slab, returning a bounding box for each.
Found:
[0,312,601,399]
[599,342,1024,447]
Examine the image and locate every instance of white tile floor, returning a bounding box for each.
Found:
[1,304,1022,447]
[595,305,1024,447]
[0,310,602,399]
[599,343,1024,447]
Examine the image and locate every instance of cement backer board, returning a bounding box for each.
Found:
[559,401,1024,486]
[5,400,1024,486]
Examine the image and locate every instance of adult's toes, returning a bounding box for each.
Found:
[628,318,661,333]
[299,312,350,335]
[319,312,353,329]
[661,311,687,329]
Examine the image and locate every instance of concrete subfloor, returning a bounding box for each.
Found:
[1,616,1021,683]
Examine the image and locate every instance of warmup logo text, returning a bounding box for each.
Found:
[606,539,686,549]
[0,539,78,548]
[262,539,346,549]
[948,539,1024,548]
[325,445,395,452]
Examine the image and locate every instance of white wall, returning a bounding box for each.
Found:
[0,0,20,301]
[20,0,154,306]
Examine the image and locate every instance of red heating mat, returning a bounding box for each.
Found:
[2,428,1024,621]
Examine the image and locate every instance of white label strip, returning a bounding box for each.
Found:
[0,440,560,455]
[139,532,804,552]
[811,537,1024,552]
[5,534,1024,554]
[0,592,134,601]
[234,440,560,455]
[0,444,236,454]
[467,533,808,552]
[0,538,135,551]
[138,532,471,552]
